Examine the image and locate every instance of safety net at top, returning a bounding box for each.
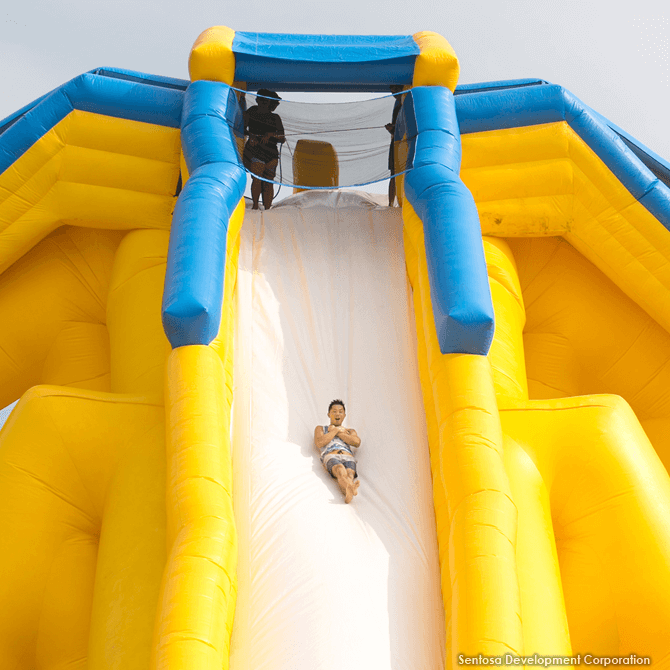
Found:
[228,89,410,189]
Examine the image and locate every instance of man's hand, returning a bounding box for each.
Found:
[336,427,361,448]
[315,424,342,450]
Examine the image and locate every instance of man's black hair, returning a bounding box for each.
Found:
[257,88,281,101]
[328,399,346,413]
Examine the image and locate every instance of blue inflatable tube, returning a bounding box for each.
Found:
[402,87,495,355]
[162,80,246,348]
[232,32,419,91]
[0,70,184,174]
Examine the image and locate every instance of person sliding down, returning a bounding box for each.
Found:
[314,399,361,503]
[243,89,285,210]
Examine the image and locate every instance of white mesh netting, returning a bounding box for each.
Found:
[231,89,408,189]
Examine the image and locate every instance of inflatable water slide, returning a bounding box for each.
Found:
[1,26,670,669]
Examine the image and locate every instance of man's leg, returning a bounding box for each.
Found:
[261,181,274,210]
[343,460,359,498]
[248,161,264,209]
[331,463,357,504]
[262,159,279,210]
[388,175,396,207]
[346,468,359,498]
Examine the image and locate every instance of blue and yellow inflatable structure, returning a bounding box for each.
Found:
[1,26,670,668]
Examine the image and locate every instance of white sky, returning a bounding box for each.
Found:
[1,0,668,159]
[0,401,16,429]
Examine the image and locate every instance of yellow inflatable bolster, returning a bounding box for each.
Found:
[189,26,236,84]
[402,194,524,660]
[0,386,166,668]
[156,345,237,670]
[412,31,460,91]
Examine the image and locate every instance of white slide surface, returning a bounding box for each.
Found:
[231,190,444,670]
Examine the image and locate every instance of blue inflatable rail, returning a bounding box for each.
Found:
[161,81,246,348]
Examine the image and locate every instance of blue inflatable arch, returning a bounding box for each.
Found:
[162,29,495,354]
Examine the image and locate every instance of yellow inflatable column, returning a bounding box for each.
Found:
[107,229,172,400]
[155,199,244,670]
[501,394,670,656]
[403,202,523,662]
[405,227,454,648]
[155,346,237,669]
[483,237,528,402]
[481,238,571,653]
[502,434,572,654]
[0,386,166,668]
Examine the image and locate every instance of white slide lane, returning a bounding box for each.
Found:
[230,190,445,670]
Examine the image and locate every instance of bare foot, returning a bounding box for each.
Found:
[343,474,359,504]
[346,469,360,498]
[338,479,349,499]
[344,479,356,503]
[333,465,350,501]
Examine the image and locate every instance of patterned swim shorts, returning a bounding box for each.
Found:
[323,452,358,479]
